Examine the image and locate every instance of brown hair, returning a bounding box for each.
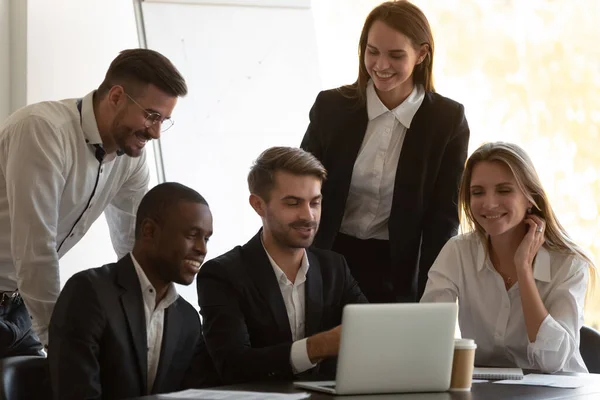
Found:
[341,0,435,105]
[459,142,597,300]
[248,147,327,201]
[97,49,187,98]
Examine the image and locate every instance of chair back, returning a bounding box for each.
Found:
[0,356,50,400]
[580,325,600,373]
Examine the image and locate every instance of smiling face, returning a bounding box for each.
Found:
[469,161,532,239]
[364,20,427,107]
[108,84,177,157]
[150,200,213,285]
[252,170,322,250]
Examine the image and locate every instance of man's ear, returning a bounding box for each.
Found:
[140,218,158,240]
[249,193,267,217]
[106,85,127,110]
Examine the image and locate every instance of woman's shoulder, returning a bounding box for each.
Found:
[313,85,364,112]
[447,231,481,247]
[441,232,484,261]
[545,246,590,278]
[422,91,465,116]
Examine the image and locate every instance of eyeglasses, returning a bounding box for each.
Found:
[124,92,174,132]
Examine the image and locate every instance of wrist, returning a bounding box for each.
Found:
[306,334,325,364]
[516,263,534,278]
[306,328,339,363]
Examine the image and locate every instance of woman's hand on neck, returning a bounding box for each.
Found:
[488,223,528,273]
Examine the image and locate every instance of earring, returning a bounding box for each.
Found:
[527,207,532,214]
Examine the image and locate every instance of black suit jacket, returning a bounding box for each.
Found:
[196,231,368,384]
[48,255,220,400]
[301,89,470,301]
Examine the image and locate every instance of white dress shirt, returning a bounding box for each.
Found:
[131,253,179,394]
[421,232,589,373]
[340,80,425,240]
[0,91,150,345]
[263,246,316,374]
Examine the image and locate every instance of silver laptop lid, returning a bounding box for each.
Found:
[335,303,457,395]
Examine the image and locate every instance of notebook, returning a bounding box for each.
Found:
[473,367,524,380]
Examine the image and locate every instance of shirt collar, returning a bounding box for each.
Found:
[130,253,179,308]
[261,237,310,285]
[80,91,103,146]
[474,233,552,283]
[366,79,425,129]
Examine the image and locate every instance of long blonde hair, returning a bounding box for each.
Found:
[459,142,596,301]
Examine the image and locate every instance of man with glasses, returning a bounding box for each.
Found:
[0,48,187,357]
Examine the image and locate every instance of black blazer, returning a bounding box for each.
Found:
[48,255,220,400]
[301,89,470,301]
[196,231,368,384]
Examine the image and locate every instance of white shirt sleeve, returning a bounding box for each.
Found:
[5,116,67,345]
[104,154,149,259]
[526,258,589,373]
[420,239,460,303]
[290,338,317,374]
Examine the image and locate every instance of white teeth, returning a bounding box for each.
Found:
[375,71,393,78]
[184,260,200,267]
[484,215,502,219]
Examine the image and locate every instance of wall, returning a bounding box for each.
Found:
[0,0,9,121]
[19,0,153,285]
[140,0,321,305]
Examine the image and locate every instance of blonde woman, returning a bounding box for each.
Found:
[421,142,594,373]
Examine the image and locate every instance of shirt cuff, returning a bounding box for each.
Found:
[528,314,566,351]
[290,338,317,374]
[526,314,569,371]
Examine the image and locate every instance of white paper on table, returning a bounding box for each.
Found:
[471,379,489,383]
[157,389,310,400]
[493,374,592,389]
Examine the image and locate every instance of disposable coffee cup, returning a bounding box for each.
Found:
[449,338,477,391]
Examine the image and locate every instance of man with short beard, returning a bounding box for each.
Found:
[49,182,220,399]
[197,146,368,384]
[0,49,187,356]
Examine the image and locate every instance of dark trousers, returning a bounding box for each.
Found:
[0,294,44,358]
[332,232,395,303]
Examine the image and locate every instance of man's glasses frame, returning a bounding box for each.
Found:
[124,92,174,132]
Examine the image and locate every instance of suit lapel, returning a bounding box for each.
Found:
[152,304,182,393]
[390,94,431,228]
[317,104,368,249]
[117,255,148,393]
[304,251,323,337]
[243,231,292,340]
[338,105,369,171]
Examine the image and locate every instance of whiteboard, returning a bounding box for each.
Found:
[141,0,321,305]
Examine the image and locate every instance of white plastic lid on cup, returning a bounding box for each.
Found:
[454,338,477,350]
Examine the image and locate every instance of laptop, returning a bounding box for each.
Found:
[294,303,457,395]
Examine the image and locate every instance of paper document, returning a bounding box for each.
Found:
[494,373,597,389]
[158,389,310,399]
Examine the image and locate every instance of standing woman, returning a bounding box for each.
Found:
[301,0,469,302]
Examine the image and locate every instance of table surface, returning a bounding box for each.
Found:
[130,376,600,400]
